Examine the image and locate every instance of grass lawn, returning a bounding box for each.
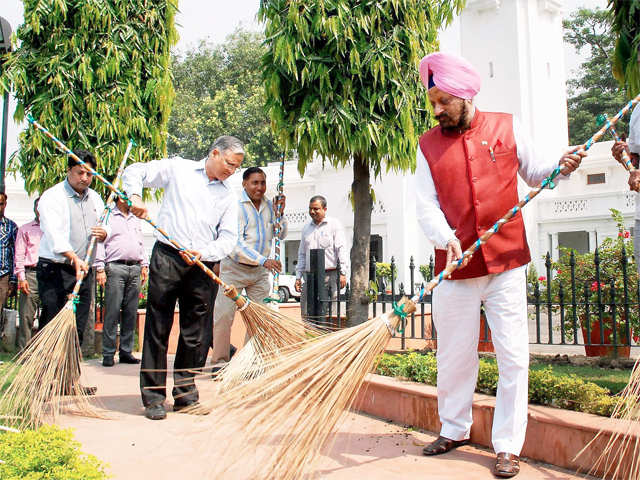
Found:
[530,363,632,394]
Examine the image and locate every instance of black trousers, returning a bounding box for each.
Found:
[36,258,94,346]
[140,242,219,407]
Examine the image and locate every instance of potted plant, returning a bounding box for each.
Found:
[375,262,396,294]
[548,209,637,357]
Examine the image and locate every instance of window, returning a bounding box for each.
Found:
[558,231,589,255]
[587,173,605,185]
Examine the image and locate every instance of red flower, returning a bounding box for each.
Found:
[618,232,623,238]
[139,292,145,299]
[624,231,631,238]
[538,276,546,282]
[556,269,562,274]
[634,335,639,343]
[590,281,598,292]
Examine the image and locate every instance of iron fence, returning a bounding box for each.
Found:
[312,249,640,352]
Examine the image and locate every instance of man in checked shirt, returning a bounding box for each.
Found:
[210,166,286,373]
[0,192,17,342]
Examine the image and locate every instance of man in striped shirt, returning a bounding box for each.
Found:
[0,192,17,341]
[211,166,287,370]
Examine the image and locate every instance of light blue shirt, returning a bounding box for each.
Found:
[231,189,288,266]
[122,157,238,262]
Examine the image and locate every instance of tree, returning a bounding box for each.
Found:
[563,8,627,146]
[259,0,464,324]
[609,0,640,97]
[0,0,177,196]
[167,31,280,165]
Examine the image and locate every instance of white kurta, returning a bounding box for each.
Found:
[413,114,565,456]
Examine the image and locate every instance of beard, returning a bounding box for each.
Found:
[438,101,471,133]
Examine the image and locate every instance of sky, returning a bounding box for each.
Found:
[1,0,608,160]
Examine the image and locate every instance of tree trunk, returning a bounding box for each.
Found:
[347,153,372,326]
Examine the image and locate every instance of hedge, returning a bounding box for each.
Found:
[375,352,619,417]
[0,425,108,480]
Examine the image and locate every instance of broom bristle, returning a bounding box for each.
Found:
[192,298,414,480]
[0,302,105,430]
[576,358,640,479]
[213,300,327,390]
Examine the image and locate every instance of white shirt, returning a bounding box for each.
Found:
[38,180,110,263]
[414,115,567,248]
[122,157,238,262]
[627,105,640,220]
[296,216,349,279]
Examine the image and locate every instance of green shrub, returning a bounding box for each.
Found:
[375,352,619,417]
[0,425,108,480]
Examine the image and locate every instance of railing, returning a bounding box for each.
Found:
[312,249,639,353]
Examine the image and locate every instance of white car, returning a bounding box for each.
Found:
[275,274,301,303]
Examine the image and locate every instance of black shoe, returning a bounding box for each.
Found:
[102,356,114,367]
[173,400,199,412]
[119,352,141,364]
[81,386,98,396]
[145,404,166,420]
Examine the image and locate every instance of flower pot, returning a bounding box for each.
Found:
[478,312,494,353]
[580,317,631,357]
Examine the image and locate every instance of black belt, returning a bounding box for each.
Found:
[109,259,141,266]
[154,241,219,268]
[25,266,37,271]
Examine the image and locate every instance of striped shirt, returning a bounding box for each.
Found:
[0,216,17,278]
[14,219,42,281]
[231,189,288,266]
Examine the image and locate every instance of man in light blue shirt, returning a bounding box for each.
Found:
[123,135,243,420]
[211,166,287,370]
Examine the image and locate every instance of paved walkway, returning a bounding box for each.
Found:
[57,358,593,479]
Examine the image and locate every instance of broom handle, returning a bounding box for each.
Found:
[411,94,640,304]
[25,116,243,302]
[69,139,134,297]
[271,152,286,294]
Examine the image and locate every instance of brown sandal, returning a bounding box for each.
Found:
[422,435,469,456]
[494,452,520,478]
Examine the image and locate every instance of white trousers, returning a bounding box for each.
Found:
[432,265,529,455]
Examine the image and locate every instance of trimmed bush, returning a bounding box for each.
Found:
[0,425,108,479]
[375,352,619,417]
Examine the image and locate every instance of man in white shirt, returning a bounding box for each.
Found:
[37,150,110,395]
[37,150,109,346]
[211,166,287,371]
[611,103,640,275]
[295,195,349,323]
[124,135,243,420]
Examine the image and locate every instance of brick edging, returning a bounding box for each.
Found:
[354,374,639,479]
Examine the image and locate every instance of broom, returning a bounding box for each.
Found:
[264,151,286,305]
[572,116,640,480]
[25,117,321,388]
[187,97,640,480]
[0,139,134,430]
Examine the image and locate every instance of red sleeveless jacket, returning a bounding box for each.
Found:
[418,110,531,280]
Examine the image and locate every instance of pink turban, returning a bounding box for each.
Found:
[419,52,481,100]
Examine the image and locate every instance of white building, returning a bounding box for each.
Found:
[4,0,633,288]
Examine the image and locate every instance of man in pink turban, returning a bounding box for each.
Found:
[413,51,585,478]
